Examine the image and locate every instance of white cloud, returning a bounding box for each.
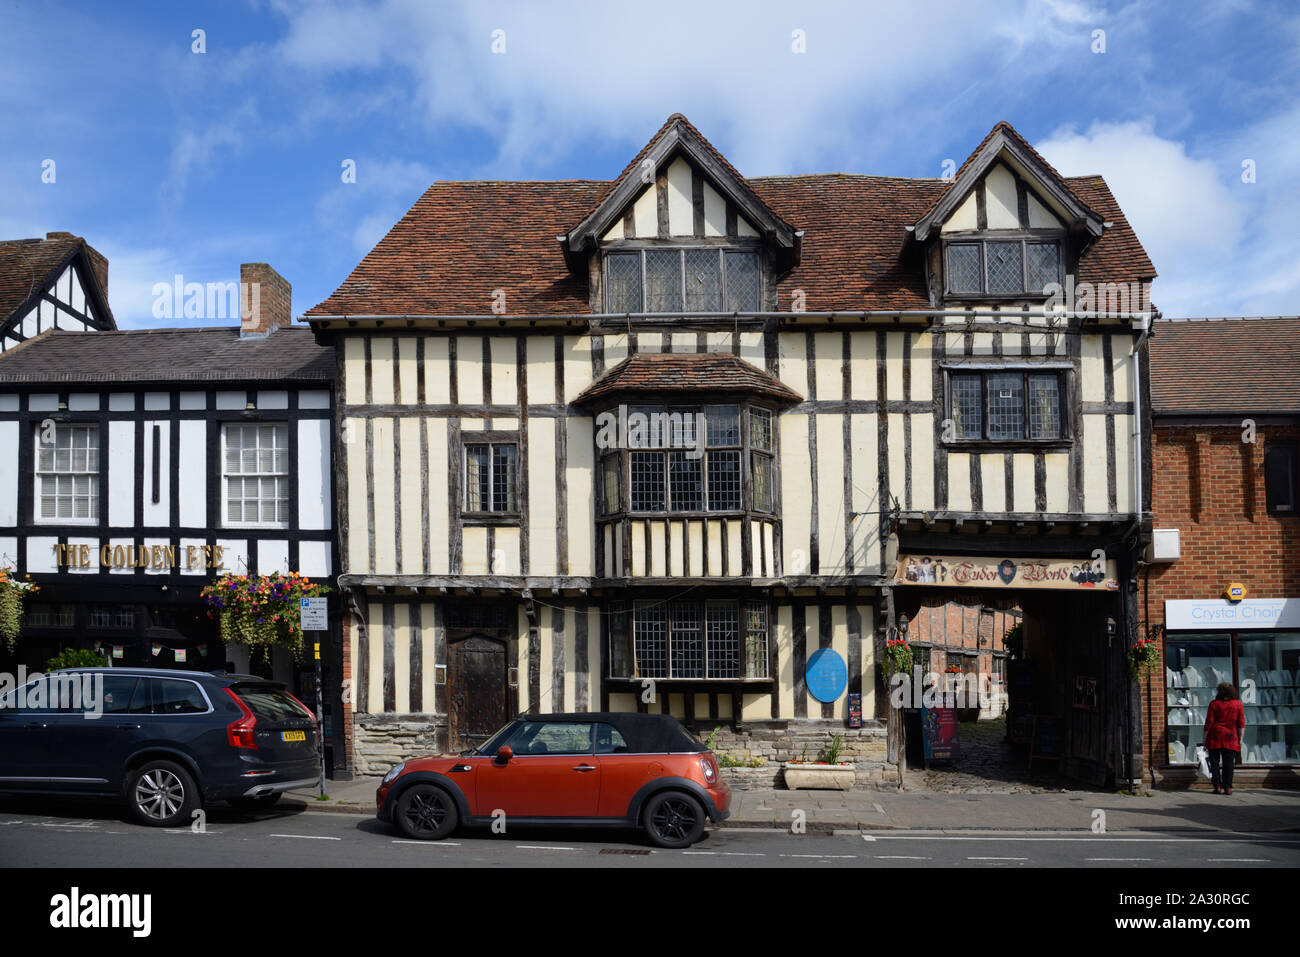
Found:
[1039,114,1300,317]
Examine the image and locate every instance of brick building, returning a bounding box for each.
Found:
[1143,316,1300,788]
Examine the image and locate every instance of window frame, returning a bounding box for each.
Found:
[1265,442,1298,516]
[942,234,1064,300]
[941,365,1072,448]
[604,402,777,516]
[33,422,101,525]
[220,421,291,530]
[607,598,771,682]
[460,431,521,524]
[603,245,763,314]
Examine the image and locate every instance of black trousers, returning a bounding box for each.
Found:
[1208,749,1236,790]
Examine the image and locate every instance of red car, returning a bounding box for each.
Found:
[375,712,730,848]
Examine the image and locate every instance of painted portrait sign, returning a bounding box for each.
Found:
[892,555,1119,590]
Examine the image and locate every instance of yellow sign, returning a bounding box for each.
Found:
[893,554,1119,590]
[1224,582,1247,602]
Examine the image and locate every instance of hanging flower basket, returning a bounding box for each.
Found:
[0,566,39,652]
[201,572,331,661]
[1128,636,1160,679]
[880,635,914,681]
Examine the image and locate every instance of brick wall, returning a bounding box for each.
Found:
[239,262,291,335]
[1141,422,1300,787]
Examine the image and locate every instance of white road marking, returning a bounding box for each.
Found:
[38,822,98,828]
[514,845,578,851]
[1208,858,1267,862]
[861,835,876,842]
[968,856,1028,861]
[392,840,461,846]
[269,833,340,841]
[874,855,931,860]
[873,803,886,815]
[862,834,1300,844]
[683,850,765,857]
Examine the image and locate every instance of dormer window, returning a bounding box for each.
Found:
[945,238,1063,298]
[604,248,761,314]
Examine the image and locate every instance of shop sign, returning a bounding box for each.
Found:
[52,543,225,571]
[1165,598,1300,631]
[892,554,1119,590]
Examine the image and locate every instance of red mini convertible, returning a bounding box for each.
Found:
[375,712,731,848]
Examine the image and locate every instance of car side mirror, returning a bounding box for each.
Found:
[496,746,513,763]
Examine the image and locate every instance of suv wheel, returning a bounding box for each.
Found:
[394,785,458,840]
[127,760,200,828]
[642,791,706,848]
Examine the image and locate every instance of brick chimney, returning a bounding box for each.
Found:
[239,263,291,337]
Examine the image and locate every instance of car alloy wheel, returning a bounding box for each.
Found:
[126,760,199,828]
[394,784,458,840]
[643,791,706,848]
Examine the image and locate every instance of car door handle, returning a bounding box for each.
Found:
[115,723,141,730]
[23,722,47,729]
[572,764,597,772]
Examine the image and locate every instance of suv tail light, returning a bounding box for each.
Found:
[224,687,258,749]
[700,754,718,784]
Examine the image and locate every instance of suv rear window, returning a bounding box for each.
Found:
[151,679,209,714]
[233,685,314,722]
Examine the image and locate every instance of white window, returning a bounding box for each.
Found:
[36,424,99,523]
[223,423,289,527]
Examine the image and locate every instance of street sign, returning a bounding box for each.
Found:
[300,596,328,631]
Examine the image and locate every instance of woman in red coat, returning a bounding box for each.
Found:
[1203,683,1246,794]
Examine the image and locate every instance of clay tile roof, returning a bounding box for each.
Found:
[0,325,333,384]
[1150,317,1300,416]
[575,352,802,407]
[0,233,110,325]
[307,117,1155,318]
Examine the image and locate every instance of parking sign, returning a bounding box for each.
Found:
[300,596,328,631]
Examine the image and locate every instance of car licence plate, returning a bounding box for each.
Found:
[281,730,307,742]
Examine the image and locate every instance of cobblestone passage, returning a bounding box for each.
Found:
[903,718,1076,793]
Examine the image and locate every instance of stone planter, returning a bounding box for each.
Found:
[783,763,856,791]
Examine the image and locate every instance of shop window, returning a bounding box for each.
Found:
[25,603,73,628]
[35,423,99,523]
[88,606,111,629]
[222,423,289,527]
[946,369,1067,443]
[609,599,768,681]
[1164,632,1300,766]
[1265,444,1297,515]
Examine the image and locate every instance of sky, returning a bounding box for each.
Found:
[1,0,1297,325]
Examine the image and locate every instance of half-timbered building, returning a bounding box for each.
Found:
[0,232,115,352]
[308,116,1157,785]
[0,262,342,758]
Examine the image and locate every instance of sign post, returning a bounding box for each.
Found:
[300,597,329,799]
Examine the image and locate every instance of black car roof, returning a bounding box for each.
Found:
[49,667,279,686]
[514,712,703,753]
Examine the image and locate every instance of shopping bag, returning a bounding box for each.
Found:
[1194,745,1212,780]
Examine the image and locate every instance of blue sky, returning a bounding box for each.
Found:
[2,0,1297,324]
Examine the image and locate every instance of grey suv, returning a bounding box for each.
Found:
[0,667,319,827]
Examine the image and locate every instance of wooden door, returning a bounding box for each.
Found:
[448,635,508,753]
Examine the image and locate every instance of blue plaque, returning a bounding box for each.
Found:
[806,648,847,703]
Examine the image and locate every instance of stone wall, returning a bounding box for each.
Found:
[694,718,896,789]
[353,713,448,776]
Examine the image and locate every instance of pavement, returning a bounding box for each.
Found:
[289,776,1300,834]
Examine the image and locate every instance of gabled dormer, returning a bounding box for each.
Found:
[0,232,115,352]
[562,114,800,315]
[911,122,1106,306]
